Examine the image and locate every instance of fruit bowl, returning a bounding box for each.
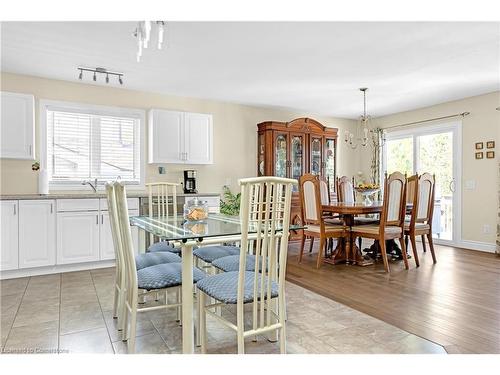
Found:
[354,184,380,205]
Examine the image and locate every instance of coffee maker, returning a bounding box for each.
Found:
[183,170,198,194]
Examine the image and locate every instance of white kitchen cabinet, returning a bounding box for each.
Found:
[57,211,100,265]
[0,92,35,160]
[0,201,19,271]
[18,200,56,269]
[148,109,213,164]
[184,112,213,164]
[100,209,139,261]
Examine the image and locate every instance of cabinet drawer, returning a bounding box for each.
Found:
[57,199,100,212]
[197,196,220,207]
[100,198,139,211]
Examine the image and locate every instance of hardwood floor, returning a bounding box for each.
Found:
[286,239,500,354]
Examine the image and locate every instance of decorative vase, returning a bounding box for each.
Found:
[38,169,49,195]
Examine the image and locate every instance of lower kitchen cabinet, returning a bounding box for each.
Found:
[19,200,56,268]
[100,209,139,260]
[0,201,19,271]
[57,211,100,265]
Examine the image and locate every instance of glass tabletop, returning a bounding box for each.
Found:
[130,213,303,242]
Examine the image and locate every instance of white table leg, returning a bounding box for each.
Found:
[181,242,194,354]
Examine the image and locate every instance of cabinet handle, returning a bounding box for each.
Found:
[29,145,32,156]
[96,215,99,225]
[50,203,53,214]
[13,204,16,215]
[101,214,104,224]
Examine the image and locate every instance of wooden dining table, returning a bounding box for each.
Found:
[322,201,384,266]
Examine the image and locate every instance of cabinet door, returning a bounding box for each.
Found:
[324,137,337,192]
[18,200,56,269]
[148,110,183,163]
[310,136,323,176]
[274,132,289,178]
[290,133,305,191]
[184,112,213,164]
[57,211,100,264]
[100,209,139,260]
[0,92,35,160]
[0,201,19,271]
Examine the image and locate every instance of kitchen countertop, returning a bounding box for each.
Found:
[0,192,220,200]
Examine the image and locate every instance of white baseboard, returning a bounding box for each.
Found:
[454,240,497,253]
[0,260,116,280]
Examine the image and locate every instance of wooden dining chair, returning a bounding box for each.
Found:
[351,172,409,273]
[299,174,346,268]
[112,182,207,353]
[336,175,378,249]
[404,173,436,266]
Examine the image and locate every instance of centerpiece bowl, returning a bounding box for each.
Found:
[354,184,380,205]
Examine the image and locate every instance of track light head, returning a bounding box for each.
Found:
[106,74,109,84]
[78,69,83,80]
[118,75,123,85]
[93,72,97,81]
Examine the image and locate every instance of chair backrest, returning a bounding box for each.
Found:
[380,171,407,228]
[337,176,355,204]
[417,173,435,223]
[114,182,139,294]
[105,183,125,284]
[318,176,330,206]
[146,182,179,242]
[237,176,295,328]
[299,174,322,225]
[406,174,419,229]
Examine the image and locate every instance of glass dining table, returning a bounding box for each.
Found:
[130,213,302,354]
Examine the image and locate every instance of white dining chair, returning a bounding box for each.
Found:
[110,182,207,353]
[196,176,296,354]
[105,183,183,333]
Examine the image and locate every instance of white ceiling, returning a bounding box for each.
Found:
[1,22,499,118]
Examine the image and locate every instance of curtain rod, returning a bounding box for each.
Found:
[383,111,470,130]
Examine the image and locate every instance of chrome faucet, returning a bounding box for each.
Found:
[82,178,98,193]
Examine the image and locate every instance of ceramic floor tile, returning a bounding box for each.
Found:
[112,331,171,354]
[59,301,106,335]
[0,277,29,297]
[103,310,156,343]
[59,327,114,354]
[12,297,60,328]
[3,320,59,354]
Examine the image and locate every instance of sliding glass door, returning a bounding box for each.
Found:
[383,121,461,244]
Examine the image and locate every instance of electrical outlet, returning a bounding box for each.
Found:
[483,224,491,234]
[158,166,166,175]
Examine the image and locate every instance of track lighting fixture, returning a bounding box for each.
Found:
[77,67,124,85]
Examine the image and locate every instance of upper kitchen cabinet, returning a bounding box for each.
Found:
[148,109,213,164]
[0,91,35,160]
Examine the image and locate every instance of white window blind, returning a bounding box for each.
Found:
[46,108,141,184]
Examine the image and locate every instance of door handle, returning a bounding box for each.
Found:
[449,179,456,193]
[96,215,99,225]
[101,214,104,224]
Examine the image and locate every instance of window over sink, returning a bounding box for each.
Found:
[40,100,145,190]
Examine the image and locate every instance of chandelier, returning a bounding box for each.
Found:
[134,21,166,62]
[344,88,371,149]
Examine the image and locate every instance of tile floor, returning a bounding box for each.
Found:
[0,268,446,354]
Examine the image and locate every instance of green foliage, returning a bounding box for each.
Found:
[220,186,241,216]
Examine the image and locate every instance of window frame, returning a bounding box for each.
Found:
[40,99,145,191]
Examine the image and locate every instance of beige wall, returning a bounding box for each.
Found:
[0,72,358,196]
[358,91,500,245]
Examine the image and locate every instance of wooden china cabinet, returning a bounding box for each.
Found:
[257,117,338,240]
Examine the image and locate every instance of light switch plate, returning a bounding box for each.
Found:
[465,180,476,190]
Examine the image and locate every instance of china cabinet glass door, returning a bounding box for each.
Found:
[258,133,265,176]
[290,134,304,191]
[310,136,322,176]
[275,133,288,178]
[324,138,336,192]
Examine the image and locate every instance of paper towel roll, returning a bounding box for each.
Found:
[38,169,49,195]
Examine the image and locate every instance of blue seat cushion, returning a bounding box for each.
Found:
[196,271,279,304]
[137,263,207,291]
[212,254,257,272]
[193,245,240,264]
[135,252,181,271]
[147,241,181,254]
